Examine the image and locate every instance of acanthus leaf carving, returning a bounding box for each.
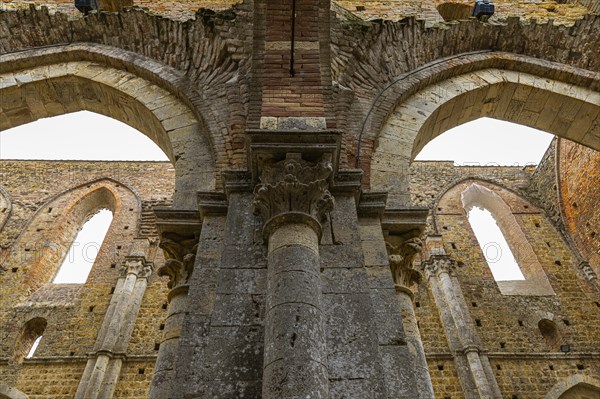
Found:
[120,259,153,279]
[421,254,458,278]
[253,156,335,225]
[386,237,423,289]
[157,232,198,289]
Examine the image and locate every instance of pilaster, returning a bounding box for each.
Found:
[75,239,154,399]
[149,210,201,399]
[421,240,502,399]
[384,211,434,399]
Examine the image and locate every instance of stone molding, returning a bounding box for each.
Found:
[197,191,229,217]
[253,153,335,239]
[358,190,388,217]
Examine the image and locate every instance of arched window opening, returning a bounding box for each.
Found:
[459,182,555,296]
[466,206,525,281]
[538,319,562,351]
[53,209,113,284]
[14,317,47,363]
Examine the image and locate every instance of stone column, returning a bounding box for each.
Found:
[386,238,435,399]
[75,240,153,399]
[422,254,501,399]
[254,153,334,399]
[149,232,198,399]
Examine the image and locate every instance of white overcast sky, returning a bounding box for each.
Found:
[0,111,169,161]
[0,111,554,282]
[415,117,554,165]
[0,112,553,164]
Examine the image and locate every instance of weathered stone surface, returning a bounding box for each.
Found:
[1,0,599,398]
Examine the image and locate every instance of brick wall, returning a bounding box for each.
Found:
[558,140,600,277]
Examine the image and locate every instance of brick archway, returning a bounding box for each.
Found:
[369,62,599,206]
[0,44,220,208]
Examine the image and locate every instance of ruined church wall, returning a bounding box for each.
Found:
[408,159,600,399]
[0,160,175,398]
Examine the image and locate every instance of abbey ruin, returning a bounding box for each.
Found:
[0,0,599,398]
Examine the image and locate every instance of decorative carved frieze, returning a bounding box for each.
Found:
[421,255,458,279]
[157,232,199,289]
[253,154,335,231]
[386,237,423,289]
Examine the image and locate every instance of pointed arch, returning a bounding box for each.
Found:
[1,178,140,297]
[0,44,221,207]
[436,179,555,295]
[0,186,12,232]
[545,375,600,399]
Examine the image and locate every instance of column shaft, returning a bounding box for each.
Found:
[149,286,189,399]
[262,223,328,398]
[396,288,435,399]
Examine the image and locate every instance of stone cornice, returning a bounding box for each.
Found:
[357,190,388,217]
[197,191,228,217]
[245,129,342,185]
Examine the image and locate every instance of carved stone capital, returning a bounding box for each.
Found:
[120,259,153,279]
[253,154,334,238]
[421,255,458,279]
[386,237,423,289]
[578,261,597,281]
[157,232,199,289]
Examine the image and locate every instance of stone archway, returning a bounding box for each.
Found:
[370,64,599,206]
[545,375,600,399]
[0,384,28,399]
[0,44,219,208]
